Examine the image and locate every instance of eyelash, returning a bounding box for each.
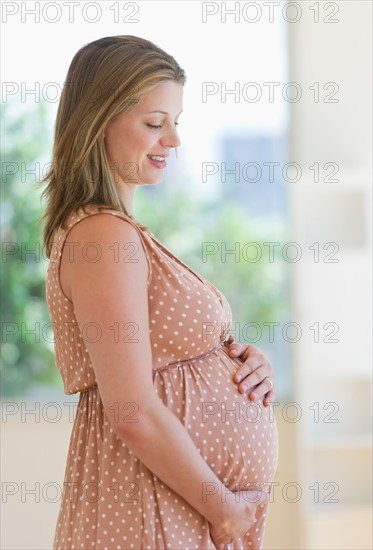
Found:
[146,123,179,129]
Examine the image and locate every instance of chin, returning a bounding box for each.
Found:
[142,174,165,186]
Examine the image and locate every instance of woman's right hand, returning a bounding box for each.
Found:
[209,488,270,549]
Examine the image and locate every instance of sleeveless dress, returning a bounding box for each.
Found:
[46,204,279,550]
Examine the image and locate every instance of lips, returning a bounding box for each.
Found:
[147,155,167,169]
[147,154,169,159]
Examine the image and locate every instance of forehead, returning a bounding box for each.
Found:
[134,81,184,113]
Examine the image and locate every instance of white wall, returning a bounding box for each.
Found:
[287,2,372,548]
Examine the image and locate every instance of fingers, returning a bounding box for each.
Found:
[243,488,270,514]
[233,355,266,384]
[227,342,276,404]
[263,388,276,407]
[241,488,270,507]
[258,489,270,505]
[227,342,246,357]
[247,377,276,403]
[235,364,268,394]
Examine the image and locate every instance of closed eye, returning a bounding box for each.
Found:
[146,123,179,129]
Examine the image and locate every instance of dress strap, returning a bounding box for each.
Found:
[49,206,153,304]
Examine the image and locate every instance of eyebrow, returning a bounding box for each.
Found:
[147,109,183,115]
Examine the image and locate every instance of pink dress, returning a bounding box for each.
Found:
[46,205,279,549]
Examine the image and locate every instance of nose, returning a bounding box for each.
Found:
[159,124,181,150]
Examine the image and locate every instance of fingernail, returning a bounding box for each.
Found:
[235,374,241,382]
[251,392,257,399]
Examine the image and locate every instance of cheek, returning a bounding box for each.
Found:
[105,135,135,163]
[136,132,154,155]
[105,122,154,163]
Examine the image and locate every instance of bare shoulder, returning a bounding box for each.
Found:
[60,212,148,301]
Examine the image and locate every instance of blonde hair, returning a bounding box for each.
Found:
[36,35,186,259]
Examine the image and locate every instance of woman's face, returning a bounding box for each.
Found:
[104,80,183,188]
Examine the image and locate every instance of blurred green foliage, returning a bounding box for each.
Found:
[1,98,59,396]
[1,98,289,398]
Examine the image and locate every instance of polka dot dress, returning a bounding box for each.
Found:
[46,205,279,550]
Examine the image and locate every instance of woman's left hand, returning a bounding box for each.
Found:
[224,336,276,407]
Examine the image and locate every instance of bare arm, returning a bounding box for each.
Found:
[62,214,233,525]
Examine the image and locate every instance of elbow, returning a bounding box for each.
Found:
[108,397,161,442]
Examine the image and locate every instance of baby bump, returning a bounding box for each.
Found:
[153,349,279,494]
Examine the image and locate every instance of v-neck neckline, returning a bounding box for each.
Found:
[146,231,225,307]
[147,231,207,285]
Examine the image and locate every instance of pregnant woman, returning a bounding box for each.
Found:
[40,35,279,549]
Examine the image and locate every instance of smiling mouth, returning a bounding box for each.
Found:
[147,154,168,161]
[147,155,167,168]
